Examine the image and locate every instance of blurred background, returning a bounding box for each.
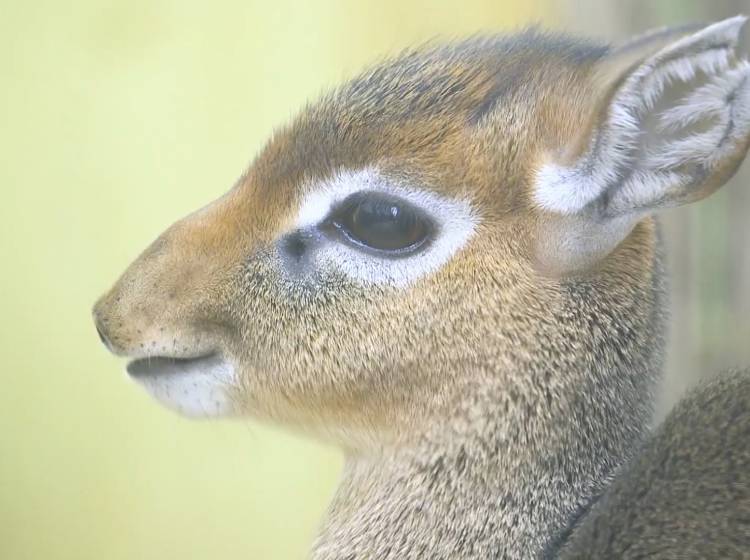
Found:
[2,1,748,559]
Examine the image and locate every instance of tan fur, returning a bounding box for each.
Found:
[94,21,750,559]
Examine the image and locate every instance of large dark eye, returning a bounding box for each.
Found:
[328,192,432,255]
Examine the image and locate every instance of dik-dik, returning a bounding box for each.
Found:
[93,16,750,559]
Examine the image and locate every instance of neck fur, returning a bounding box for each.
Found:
[311,372,654,559]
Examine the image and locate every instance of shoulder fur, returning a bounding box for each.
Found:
[560,368,750,559]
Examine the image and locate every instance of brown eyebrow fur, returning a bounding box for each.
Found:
[250,29,609,215]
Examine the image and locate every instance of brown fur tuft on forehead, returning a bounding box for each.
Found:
[329,30,608,124]
[252,29,610,203]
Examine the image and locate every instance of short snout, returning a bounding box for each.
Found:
[91,187,273,417]
[92,189,254,360]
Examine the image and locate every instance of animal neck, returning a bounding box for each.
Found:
[310,373,651,559]
[311,226,667,559]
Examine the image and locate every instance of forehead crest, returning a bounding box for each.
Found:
[253,29,608,196]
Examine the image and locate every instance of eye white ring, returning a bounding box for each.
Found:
[291,167,478,287]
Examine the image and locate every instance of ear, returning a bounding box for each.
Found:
[534,16,750,274]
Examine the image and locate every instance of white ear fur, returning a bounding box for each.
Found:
[535,16,750,218]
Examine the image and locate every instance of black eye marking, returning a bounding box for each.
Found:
[281,230,310,260]
[279,229,324,267]
[324,191,434,256]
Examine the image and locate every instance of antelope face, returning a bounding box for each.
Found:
[94,19,750,449]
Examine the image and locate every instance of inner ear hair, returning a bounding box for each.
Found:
[536,15,750,217]
[533,16,750,275]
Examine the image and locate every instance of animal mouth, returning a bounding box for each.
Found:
[126,353,222,378]
[125,353,236,418]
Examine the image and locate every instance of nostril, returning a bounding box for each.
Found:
[93,311,113,351]
[96,323,108,346]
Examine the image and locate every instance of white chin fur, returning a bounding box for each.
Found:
[126,355,236,418]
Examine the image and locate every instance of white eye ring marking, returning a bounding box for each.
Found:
[290,167,478,287]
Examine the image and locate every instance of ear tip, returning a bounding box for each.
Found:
[654,15,748,60]
[709,14,748,37]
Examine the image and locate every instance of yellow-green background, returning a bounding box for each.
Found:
[3,1,749,559]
